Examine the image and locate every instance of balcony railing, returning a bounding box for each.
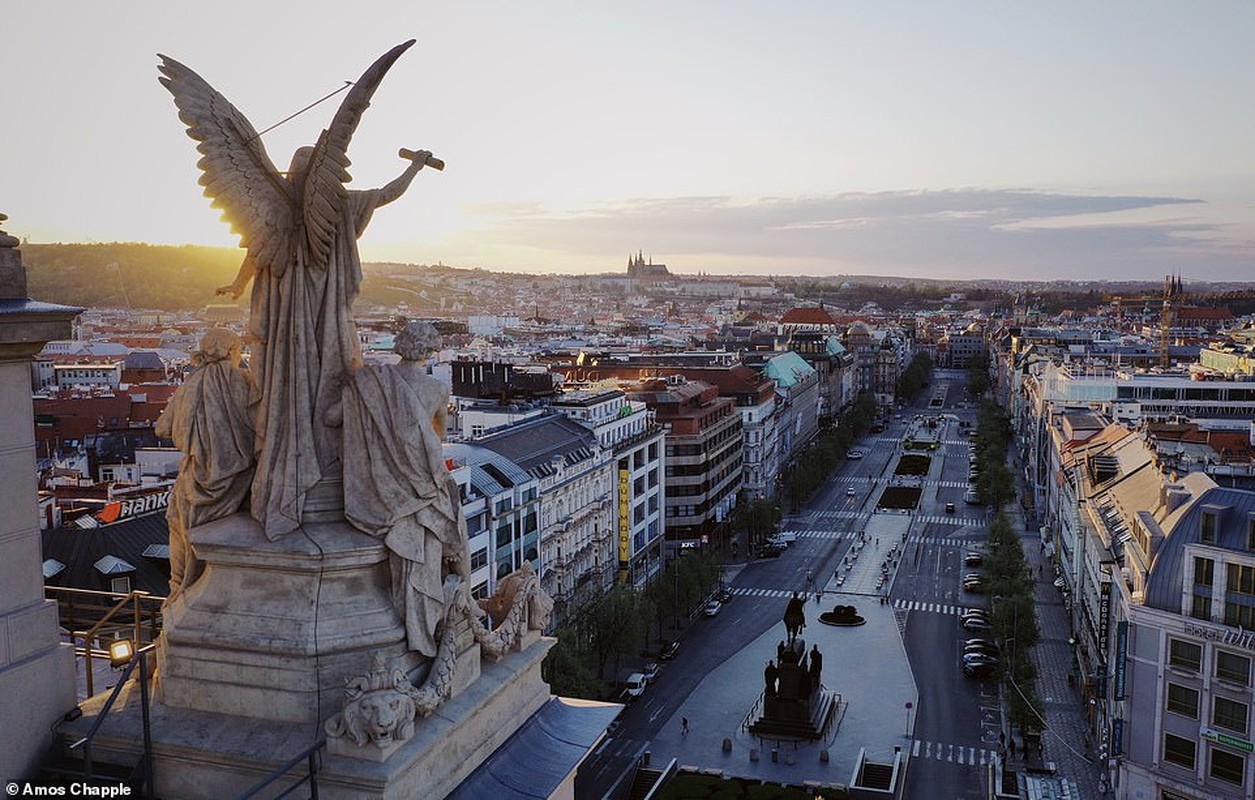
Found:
[46,586,164,698]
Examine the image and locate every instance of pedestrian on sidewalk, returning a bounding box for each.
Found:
[681,717,689,736]
[1009,737,1017,757]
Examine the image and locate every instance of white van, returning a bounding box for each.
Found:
[768,531,798,547]
[620,673,647,701]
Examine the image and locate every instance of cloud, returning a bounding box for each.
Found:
[447,188,1252,280]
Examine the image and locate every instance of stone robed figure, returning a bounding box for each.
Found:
[158,40,441,539]
[155,329,255,601]
[341,322,470,658]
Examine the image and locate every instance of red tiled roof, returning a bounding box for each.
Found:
[1178,306,1233,321]
[780,307,837,326]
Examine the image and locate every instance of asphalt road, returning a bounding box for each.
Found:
[577,370,995,800]
[896,371,1004,799]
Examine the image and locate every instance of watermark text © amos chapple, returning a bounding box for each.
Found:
[5,782,132,797]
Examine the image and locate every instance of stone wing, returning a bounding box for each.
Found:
[158,54,293,271]
[300,39,415,270]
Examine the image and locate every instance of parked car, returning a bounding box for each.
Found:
[964,552,984,567]
[965,642,1002,658]
[619,672,648,701]
[704,600,722,617]
[960,608,989,620]
[658,640,680,660]
[963,652,999,669]
[964,490,983,505]
[642,661,661,682]
[715,586,733,603]
[768,531,798,546]
[962,616,992,631]
[964,661,997,679]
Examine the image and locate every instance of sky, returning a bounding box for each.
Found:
[4,1,1254,281]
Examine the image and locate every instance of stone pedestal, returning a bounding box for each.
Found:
[69,636,555,799]
[157,513,418,723]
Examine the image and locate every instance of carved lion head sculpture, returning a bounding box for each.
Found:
[325,653,418,749]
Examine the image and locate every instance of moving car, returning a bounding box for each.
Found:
[716,586,733,603]
[945,502,956,514]
[758,542,786,559]
[704,600,722,617]
[847,486,857,497]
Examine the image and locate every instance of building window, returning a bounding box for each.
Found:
[1225,602,1255,630]
[1166,683,1199,718]
[1202,512,1217,544]
[1169,639,1203,672]
[1195,557,1215,587]
[1214,697,1249,734]
[470,548,488,571]
[1163,733,1196,769]
[1192,595,1212,621]
[110,576,132,594]
[1228,563,1255,595]
[1217,651,1252,686]
[1210,747,1245,786]
[496,523,513,548]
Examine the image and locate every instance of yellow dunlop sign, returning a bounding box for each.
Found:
[618,468,631,566]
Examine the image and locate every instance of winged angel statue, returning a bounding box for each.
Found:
[158,40,441,539]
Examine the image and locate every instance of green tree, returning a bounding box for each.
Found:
[588,585,651,679]
[967,352,991,398]
[542,627,602,699]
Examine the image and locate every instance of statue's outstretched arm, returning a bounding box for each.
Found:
[375,149,438,207]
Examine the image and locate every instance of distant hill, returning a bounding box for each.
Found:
[23,243,242,311]
[21,243,439,313]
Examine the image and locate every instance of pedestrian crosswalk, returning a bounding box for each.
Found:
[891,599,980,617]
[728,592,984,619]
[916,514,984,527]
[730,586,795,599]
[811,509,983,528]
[911,739,998,766]
[777,529,962,548]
